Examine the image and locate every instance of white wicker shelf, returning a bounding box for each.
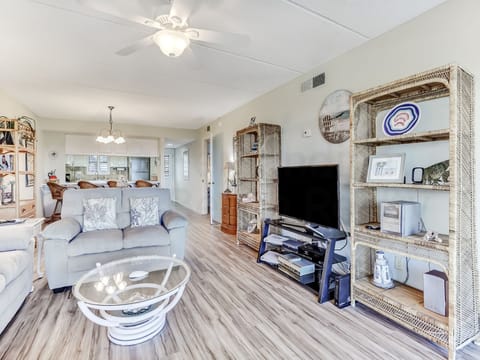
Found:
[353,226,449,269]
[236,123,281,251]
[353,182,449,191]
[0,117,36,219]
[353,129,449,146]
[350,65,478,359]
[353,278,449,347]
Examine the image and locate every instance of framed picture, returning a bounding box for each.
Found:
[25,153,34,187]
[0,154,14,171]
[26,174,34,187]
[367,154,405,183]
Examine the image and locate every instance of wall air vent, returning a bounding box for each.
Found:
[206,125,211,132]
[301,72,325,92]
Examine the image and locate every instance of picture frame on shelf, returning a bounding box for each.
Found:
[25,153,34,186]
[0,154,14,171]
[367,153,405,183]
[26,174,34,187]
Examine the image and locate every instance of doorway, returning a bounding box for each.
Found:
[204,134,223,224]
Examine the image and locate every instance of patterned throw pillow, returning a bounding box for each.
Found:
[83,197,117,232]
[130,197,159,227]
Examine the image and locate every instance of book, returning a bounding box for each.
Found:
[282,239,304,251]
[278,254,315,275]
[264,234,289,245]
[0,218,26,226]
[260,250,281,265]
[278,265,315,284]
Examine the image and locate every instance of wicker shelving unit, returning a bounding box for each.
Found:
[350,65,479,359]
[0,117,36,219]
[236,123,281,250]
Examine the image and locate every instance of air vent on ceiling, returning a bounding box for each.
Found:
[206,125,211,132]
[301,72,325,92]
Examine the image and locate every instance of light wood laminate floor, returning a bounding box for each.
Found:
[1,206,479,360]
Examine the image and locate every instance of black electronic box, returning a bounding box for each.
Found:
[334,273,351,308]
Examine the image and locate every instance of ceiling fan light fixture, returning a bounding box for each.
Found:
[154,30,190,57]
[96,106,125,144]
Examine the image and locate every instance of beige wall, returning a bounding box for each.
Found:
[207,0,480,227]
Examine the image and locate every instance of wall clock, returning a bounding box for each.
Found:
[318,89,352,144]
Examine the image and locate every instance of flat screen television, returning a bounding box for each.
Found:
[278,165,339,229]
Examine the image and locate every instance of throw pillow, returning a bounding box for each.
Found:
[130,197,159,227]
[83,197,117,232]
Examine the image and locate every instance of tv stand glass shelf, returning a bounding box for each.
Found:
[257,218,347,303]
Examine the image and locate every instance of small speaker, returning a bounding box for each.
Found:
[334,273,351,308]
[424,270,448,316]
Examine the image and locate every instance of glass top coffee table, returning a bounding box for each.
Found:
[73,255,190,345]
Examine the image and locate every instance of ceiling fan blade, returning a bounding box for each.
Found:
[169,0,197,25]
[77,0,164,29]
[116,35,155,56]
[186,27,250,47]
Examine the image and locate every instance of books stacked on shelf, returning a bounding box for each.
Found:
[278,253,315,284]
[264,233,289,245]
[282,239,304,252]
[259,250,281,265]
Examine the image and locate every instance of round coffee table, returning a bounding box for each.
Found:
[73,255,190,345]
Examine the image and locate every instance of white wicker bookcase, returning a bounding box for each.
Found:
[0,117,36,219]
[350,64,479,359]
[236,123,281,250]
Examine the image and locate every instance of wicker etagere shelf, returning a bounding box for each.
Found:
[0,117,36,219]
[236,123,281,250]
[350,64,479,359]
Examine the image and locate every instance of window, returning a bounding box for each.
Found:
[87,155,110,175]
[183,150,189,180]
[164,155,170,177]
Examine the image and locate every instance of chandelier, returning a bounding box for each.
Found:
[96,106,125,144]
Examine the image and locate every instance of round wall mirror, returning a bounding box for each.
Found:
[318,89,352,144]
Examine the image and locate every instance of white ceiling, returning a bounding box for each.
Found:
[0,0,445,129]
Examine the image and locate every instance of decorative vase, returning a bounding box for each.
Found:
[373,250,394,289]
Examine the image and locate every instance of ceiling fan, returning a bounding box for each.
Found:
[80,0,249,58]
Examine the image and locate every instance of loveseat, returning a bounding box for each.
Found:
[40,187,187,291]
[0,227,34,334]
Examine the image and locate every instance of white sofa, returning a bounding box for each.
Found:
[0,229,34,334]
[40,187,187,291]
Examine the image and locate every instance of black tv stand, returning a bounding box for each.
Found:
[258,218,347,303]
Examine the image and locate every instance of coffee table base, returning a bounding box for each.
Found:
[108,314,167,345]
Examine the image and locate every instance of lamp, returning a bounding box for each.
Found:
[96,106,125,144]
[224,161,237,193]
[153,30,190,57]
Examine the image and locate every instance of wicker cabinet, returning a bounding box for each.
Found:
[221,193,237,235]
[0,117,36,218]
[236,123,281,250]
[350,65,478,359]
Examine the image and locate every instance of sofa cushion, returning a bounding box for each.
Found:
[41,218,81,241]
[83,197,117,232]
[0,250,30,290]
[130,197,160,227]
[123,225,170,249]
[67,229,123,257]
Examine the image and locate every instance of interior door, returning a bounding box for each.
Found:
[210,133,223,224]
